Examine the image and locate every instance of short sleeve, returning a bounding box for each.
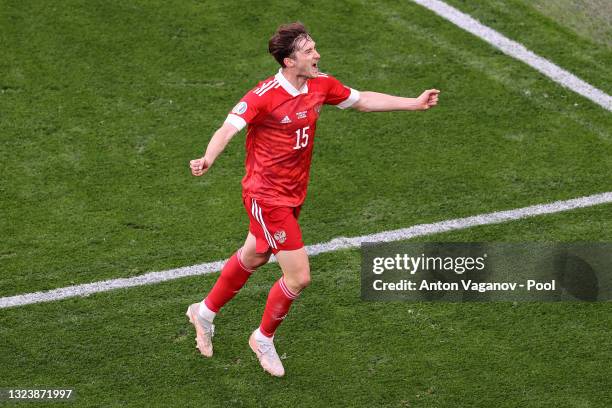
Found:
[323,75,360,109]
[224,90,264,131]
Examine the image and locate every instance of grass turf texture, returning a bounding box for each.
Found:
[1,0,611,297]
[1,207,611,408]
[1,0,611,406]
[528,0,612,50]
[443,0,612,94]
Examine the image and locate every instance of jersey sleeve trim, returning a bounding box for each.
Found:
[336,88,360,109]
[225,114,247,131]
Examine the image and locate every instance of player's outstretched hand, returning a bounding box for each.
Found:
[416,89,440,110]
[190,157,210,176]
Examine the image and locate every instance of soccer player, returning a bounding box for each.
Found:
[187,22,439,377]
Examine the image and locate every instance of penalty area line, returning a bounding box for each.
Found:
[410,0,612,111]
[1,191,612,309]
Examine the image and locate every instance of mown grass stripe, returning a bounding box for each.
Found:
[411,0,612,111]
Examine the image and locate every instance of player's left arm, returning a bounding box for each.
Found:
[351,89,440,112]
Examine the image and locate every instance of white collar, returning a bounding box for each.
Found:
[275,69,308,97]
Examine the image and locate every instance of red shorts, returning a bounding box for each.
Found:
[243,195,304,254]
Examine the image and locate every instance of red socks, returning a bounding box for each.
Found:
[203,249,300,338]
[259,277,300,337]
[204,248,254,313]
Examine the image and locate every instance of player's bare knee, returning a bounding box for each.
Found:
[297,261,311,289]
[250,253,270,268]
[297,272,311,289]
[288,267,311,291]
[240,249,270,270]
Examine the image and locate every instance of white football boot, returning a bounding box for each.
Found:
[185,303,215,357]
[249,329,285,377]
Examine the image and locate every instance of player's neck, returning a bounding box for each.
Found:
[280,68,308,92]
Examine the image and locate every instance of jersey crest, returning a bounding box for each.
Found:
[232,101,248,114]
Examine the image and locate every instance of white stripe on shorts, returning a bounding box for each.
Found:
[257,204,277,250]
[251,199,277,249]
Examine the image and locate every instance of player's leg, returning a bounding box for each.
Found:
[240,232,273,270]
[202,232,271,315]
[187,232,271,357]
[250,247,310,377]
[261,247,310,335]
[245,200,307,376]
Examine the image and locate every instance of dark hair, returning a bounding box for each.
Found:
[268,22,311,67]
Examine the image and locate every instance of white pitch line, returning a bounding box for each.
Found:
[1,191,612,309]
[411,0,612,111]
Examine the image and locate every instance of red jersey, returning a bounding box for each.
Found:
[225,69,360,207]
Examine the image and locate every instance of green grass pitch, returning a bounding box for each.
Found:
[1,0,611,406]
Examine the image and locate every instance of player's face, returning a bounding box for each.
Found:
[291,37,320,78]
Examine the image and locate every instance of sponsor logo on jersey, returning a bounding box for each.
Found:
[274,230,287,244]
[232,101,248,115]
[280,115,292,124]
[296,110,307,119]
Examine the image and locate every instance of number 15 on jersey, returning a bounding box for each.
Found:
[293,126,310,150]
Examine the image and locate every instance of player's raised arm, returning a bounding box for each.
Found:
[190,122,241,177]
[351,89,440,112]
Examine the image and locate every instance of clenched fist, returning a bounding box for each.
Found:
[416,89,440,110]
[190,157,210,176]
